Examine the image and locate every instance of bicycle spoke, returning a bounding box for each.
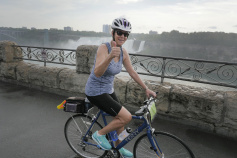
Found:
[64,114,107,158]
[134,132,194,158]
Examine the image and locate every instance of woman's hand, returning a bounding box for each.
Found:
[109,41,120,59]
[146,88,157,98]
[94,42,120,77]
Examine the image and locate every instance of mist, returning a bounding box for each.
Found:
[1,27,237,62]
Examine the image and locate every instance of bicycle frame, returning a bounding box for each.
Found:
[81,109,163,157]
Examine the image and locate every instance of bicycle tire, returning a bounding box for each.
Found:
[64,114,107,158]
[134,131,195,158]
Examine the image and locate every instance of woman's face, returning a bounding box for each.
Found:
[113,30,129,47]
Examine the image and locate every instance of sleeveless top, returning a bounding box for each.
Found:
[85,42,123,96]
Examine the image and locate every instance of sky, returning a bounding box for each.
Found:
[1,0,237,34]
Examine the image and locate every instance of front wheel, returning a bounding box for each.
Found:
[134,131,195,158]
[64,114,107,158]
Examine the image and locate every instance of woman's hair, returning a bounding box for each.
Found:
[112,29,117,41]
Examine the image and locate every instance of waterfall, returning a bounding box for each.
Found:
[77,37,111,45]
[123,40,135,53]
[136,41,145,53]
[65,37,145,53]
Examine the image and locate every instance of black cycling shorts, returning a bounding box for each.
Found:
[86,92,122,116]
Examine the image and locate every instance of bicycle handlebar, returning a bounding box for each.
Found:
[150,91,159,99]
[134,91,159,116]
[145,91,159,104]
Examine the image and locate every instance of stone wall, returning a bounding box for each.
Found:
[0,41,237,139]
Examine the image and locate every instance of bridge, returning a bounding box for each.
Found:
[0,29,80,46]
[0,29,26,40]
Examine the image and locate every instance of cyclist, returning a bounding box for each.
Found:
[85,17,156,158]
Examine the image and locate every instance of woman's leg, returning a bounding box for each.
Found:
[87,93,133,155]
[98,106,132,135]
[87,93,132,136]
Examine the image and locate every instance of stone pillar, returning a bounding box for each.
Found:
[76,45,98,74]
[0,41,23,80]
[0,41,22,63]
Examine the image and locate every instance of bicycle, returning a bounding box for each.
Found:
[63,94,195,158]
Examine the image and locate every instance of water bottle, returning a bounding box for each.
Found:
[118,127,132,141]
[109,130,118,141]
[84,97,91,112]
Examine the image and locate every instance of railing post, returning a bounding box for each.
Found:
[161,57,166,83]
[41,49,47,67]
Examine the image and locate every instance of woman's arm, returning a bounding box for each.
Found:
[94,42,120,77]
[123,49,156,98]
[93,44,112,77]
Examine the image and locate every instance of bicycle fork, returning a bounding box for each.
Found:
[147,130,164,158]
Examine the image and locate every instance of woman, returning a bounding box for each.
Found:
[85,17,156,158]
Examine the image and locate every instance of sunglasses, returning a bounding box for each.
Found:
[116,30,129,37]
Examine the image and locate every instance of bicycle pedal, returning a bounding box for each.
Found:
[79,142,86,147]
[105,148,120,158]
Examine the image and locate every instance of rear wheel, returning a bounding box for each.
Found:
[134,131,195,158]
[64,114,107,158]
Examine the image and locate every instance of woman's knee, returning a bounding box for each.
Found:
[126,112,132,123]
[117,107,132,124]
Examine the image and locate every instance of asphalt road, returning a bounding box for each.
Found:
[1,81,237,158]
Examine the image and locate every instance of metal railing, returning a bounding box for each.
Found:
[13,45,76,66]
[12,45,237,89]
[127,54,237,88]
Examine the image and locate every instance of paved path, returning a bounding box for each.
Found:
[1,81,237,158]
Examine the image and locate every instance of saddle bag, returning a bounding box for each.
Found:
[64,97,86,113]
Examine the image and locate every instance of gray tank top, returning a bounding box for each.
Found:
[85,42,123,96]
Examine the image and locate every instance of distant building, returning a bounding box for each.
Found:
[149,30,158,34]
[31,27,36,30]
[22,27,27,29]
[64,26,73,31]
[50,28,58,31]
[103,24,111,34]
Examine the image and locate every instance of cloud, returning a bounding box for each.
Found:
[208,26,217,29]
[116,0,143,4]
[177,27,186,29]
[1,0,237,33]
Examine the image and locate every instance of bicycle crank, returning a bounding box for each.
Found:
[104,148,120,158]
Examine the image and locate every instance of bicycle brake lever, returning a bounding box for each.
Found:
[143,100,148,105]
[135,106,147,116]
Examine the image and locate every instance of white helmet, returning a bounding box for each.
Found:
[111,18,132,32]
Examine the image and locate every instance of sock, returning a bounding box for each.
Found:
[97,131,102,136]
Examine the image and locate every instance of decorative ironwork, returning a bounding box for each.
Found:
[126,54,237,88]
[129,55,163,75]
[13,45,76,66]
[11,45,237,88]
